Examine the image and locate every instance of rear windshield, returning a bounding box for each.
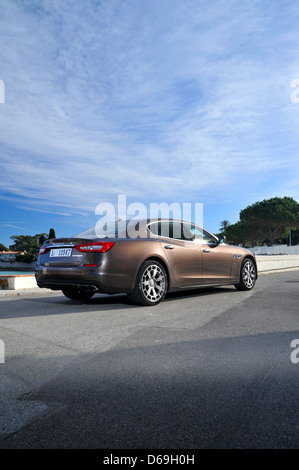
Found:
[73,220,130,239]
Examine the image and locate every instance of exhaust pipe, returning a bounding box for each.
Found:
[78,285,98,292]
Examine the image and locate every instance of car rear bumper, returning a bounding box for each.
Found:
[35,265,135,294]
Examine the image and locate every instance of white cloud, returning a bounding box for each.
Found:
[0,0,298,224]
[0,223,24,230]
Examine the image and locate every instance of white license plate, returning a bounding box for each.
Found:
[49,248,72,257]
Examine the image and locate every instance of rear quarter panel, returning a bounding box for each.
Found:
[103,238,175,291]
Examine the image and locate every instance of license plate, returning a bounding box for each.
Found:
[49,248,72,257]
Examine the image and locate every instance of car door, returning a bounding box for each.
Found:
[199,229,233,283]
[149,221,203,285]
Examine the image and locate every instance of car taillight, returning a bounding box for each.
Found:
[75,241,114,253]
[39,246,47,254]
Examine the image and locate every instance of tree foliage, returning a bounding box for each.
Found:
[219,220,230,233]
[240,197,299,245]
[223,221,266,247]
[39,233,48,245]
[8,229,56,262]
[221,197,299,246]
[48,228,56,239]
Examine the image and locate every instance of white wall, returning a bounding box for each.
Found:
[249,245,299,255]
[256,255,299,272]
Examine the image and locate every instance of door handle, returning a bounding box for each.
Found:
[164,245,175,250]
[202,249,211,253]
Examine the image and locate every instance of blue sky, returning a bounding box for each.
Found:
[1,0,299,247]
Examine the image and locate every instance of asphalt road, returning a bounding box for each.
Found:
[0,271,298,449]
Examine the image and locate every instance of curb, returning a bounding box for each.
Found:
[258,267,299,275]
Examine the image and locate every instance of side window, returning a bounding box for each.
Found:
[148,221,194,240]
[162,222,182,240]
[160,221,182,239]
[161,222,173,238]
[148,222,171,237]
[189,224,217,244]
[182,223,196,240]
[189,224,203,240]
[203,229,217,244]
[148,222,159,236]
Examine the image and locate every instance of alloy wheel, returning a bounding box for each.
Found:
[242,260,256,289]
[141,264,167,303]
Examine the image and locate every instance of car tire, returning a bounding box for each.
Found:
[234,258,257,291]
[62,287,95,301]
[128,260,168,306]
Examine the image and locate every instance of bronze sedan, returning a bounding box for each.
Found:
[35,219,257,306]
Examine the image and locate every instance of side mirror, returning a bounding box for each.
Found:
[218,235,226,244]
